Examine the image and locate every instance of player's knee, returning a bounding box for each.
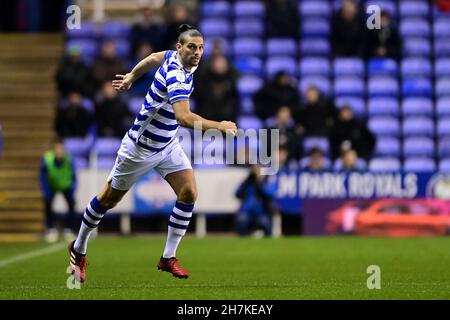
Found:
[178,185,197,204]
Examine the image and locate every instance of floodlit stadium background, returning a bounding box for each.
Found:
[1,0,450,240]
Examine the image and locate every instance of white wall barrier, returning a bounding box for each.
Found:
[53,167,277,237]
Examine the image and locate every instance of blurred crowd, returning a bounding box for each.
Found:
[54,0,381,174]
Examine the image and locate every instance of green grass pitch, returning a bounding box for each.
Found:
[0,236,449,299]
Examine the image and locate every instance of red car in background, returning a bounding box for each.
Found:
[326,199,450,236]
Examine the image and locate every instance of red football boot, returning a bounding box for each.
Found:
[157,257,189,279]
[68,241,87,283]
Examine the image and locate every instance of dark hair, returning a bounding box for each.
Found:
[177,24,203,44]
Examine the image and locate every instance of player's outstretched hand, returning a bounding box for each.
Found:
[112,73,133,91]
[219,121,238,135]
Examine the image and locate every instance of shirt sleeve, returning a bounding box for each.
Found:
[164,50,174,60]
[166,65,191,105]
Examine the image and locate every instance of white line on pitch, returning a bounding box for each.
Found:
[0,242,67,268]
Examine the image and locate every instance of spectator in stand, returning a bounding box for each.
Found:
[40,138,77,242]
[331,0,366,57]
[55,92,93,138]
[305,147,328,171]
[194,54,239,122]
[254,71,300,121]
[329,105,375,161]
[366,10,401,60]
[265,0,300,38]
[268,106,303,161]
[92,41,127,89]
[335,147,365,172]
[163,4,195,49]
[436,0,450,12]
[296,86,336,137]
[130,6,166,55]
[55,46,94,98]
[95,82,133,138]
[130,43,157,96]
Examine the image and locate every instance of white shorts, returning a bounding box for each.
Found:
[107,134,192,190]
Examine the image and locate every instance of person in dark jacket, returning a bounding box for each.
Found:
[329,106,376,161]
[366,11,401,60]
[296,86,337,137]
[55,92,93,138]
[40,139,77,242]
[331,0,366,57]
[235,165,277,237]
[254,71,300,121]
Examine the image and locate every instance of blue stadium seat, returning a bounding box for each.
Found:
[64,138,92,157]
[301,18,330,37]
[299,57,331,76]
[404,157,436,172]
[402,98,433,117]
[399,1,430,18]
[439,158,450,172]
[60,97,94,113]
[401,57,432,77]
[403,137,435,157]
[370,0,397,17]
[434,38,450,57]
[73,156,88,169]
[437,98,450,117]
[333,57,365,77]
[234,57,263,76]
[200,18,231,38]
[400,18,430,37]
[111,39,130,59]
[233,1,265,17]
[368,76,399,97]
[368,116,400,136]
[96,138,121,157]
[402,116,434,137]
[67,21,98,39]
[201,1,232,18]
[369,157,401,171]
[129,97,143,114]
[333,158,366,171]
[204,37,231,58]
[303,136,330,155]
[403,38,431,56]
[299,1,331,18]
[334,97,366,117]
[237,75,264,97]
[436,77,450,97]
[299,76,332,96]
[300,38,330,56]
[233,37,264,57]
[437,117,450,137]
[435,58,450,77]
[434,18,450,38]
[237,116,263,130]
[97,157,116,169]
[266,38,297,56]
[334,76,365,97]
[438,137,450,158]
[266,56,297,78]
[367,58,398,76]
[374,136,401,157]
[368,97,399,116]
[101,22,130,39]
[234,18,264,37]
[403,78,433,97]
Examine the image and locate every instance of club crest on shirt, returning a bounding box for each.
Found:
[175,70,186,83]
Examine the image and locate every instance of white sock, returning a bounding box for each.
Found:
[163,201,194,258]
[73,196,107,254]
